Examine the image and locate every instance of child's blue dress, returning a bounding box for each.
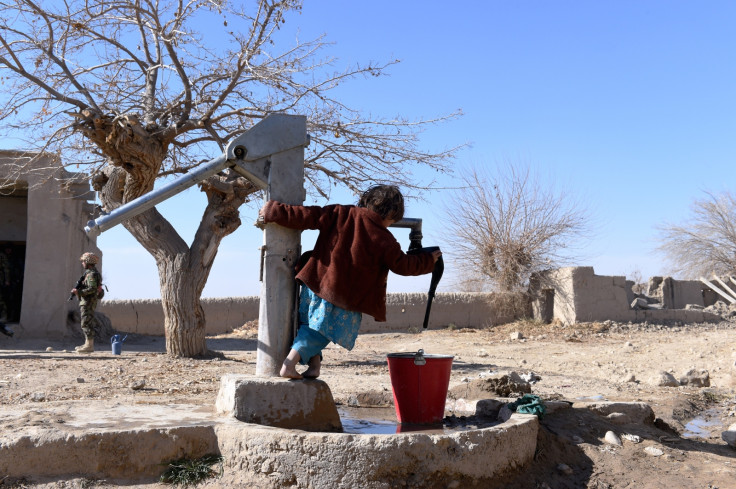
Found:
[292,285,362,363]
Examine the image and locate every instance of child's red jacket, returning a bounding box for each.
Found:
[263,201,435,321]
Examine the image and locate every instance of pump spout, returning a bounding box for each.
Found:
[391,218,423,251]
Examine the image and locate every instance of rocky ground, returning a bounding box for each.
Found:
[0,316,735,488]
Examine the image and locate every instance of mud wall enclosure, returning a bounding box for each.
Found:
[98,292,524,336]
[98,267,727,336]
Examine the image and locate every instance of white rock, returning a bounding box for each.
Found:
[510,331,524,340]
[644,446,664,456]
[521,372,541,383]
[45,347,53,352]
[722,423,736,447]
[604,431,622,446]
[622,433,641,443]
[606,412,628,424]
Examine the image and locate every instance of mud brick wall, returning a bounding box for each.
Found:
[98,292,523,336]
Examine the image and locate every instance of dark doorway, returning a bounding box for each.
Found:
[539,289,554,324]
[0,242,25,323]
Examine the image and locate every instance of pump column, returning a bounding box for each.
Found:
[227,114,308,377]
[256,145,305,376]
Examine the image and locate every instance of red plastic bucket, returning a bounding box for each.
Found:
[386,349,454,424]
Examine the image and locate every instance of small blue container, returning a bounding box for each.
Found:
[111,334,128,355]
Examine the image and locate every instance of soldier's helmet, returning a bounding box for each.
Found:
[80,252,99,265]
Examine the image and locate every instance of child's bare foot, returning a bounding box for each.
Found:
[280,349,303,379]
[280,361,303,379]
[303,355,321,378]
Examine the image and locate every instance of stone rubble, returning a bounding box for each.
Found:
[649,371,679,387]
[679,368,710,387]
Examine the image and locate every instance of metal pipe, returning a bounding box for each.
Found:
[391,218,423,250]
[84,154,231,237]
[393,218,444,329]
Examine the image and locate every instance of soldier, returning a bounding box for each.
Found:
[0,248,12,337]
[70,252,102,353]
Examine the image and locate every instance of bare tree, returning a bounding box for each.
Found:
[443,163,590,293]
[0,0,461,357]
[657,190,736,278]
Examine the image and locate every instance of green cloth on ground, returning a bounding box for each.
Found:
[507,394,546,418]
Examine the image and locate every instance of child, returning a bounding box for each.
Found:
[260,185,442,379]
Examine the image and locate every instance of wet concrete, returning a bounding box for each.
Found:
[339,406,502,434]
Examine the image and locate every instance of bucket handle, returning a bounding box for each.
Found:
[414,349,426,366]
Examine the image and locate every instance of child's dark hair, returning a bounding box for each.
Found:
[358,185,405,222]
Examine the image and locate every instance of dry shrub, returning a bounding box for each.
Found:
[487,291,532,323]
[443,162,591,293]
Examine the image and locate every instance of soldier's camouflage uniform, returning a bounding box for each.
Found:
[78,266,101,339]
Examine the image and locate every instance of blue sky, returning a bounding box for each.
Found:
[92,1,736,299]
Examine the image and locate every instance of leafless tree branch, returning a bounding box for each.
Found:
[442,162,591,293]
[657,190,736,278]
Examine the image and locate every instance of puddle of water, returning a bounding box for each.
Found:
[683,411,722,439]
[575,395,606,401]
[338,406,500,435]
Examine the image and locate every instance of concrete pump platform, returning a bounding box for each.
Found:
[0,399,539,488]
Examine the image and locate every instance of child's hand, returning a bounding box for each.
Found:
[431,250,442,263]
[254,206,266,229]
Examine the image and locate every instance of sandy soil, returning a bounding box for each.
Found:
[1,318,735,488]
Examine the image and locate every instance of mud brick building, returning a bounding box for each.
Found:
[0,151,101,338]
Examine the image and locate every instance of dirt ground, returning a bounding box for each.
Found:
[1,317,735,488]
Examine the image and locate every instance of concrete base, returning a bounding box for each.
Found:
[213,413,539,489]
[0,400,539,488]
[215,374,342,432]
[0,403,222,479]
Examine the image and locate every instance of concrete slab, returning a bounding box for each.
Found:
[0,400,539,487]
[215,374,342,432]
[0,402,222,479]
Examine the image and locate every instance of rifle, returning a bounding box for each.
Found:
[68,275,85,301]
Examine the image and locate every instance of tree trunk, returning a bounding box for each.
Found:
[121,207,211,357]
[89,114,255,358]
[160,256,207,357]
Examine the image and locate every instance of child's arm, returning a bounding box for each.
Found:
[260,201,336,230]
[383,241,438,276]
